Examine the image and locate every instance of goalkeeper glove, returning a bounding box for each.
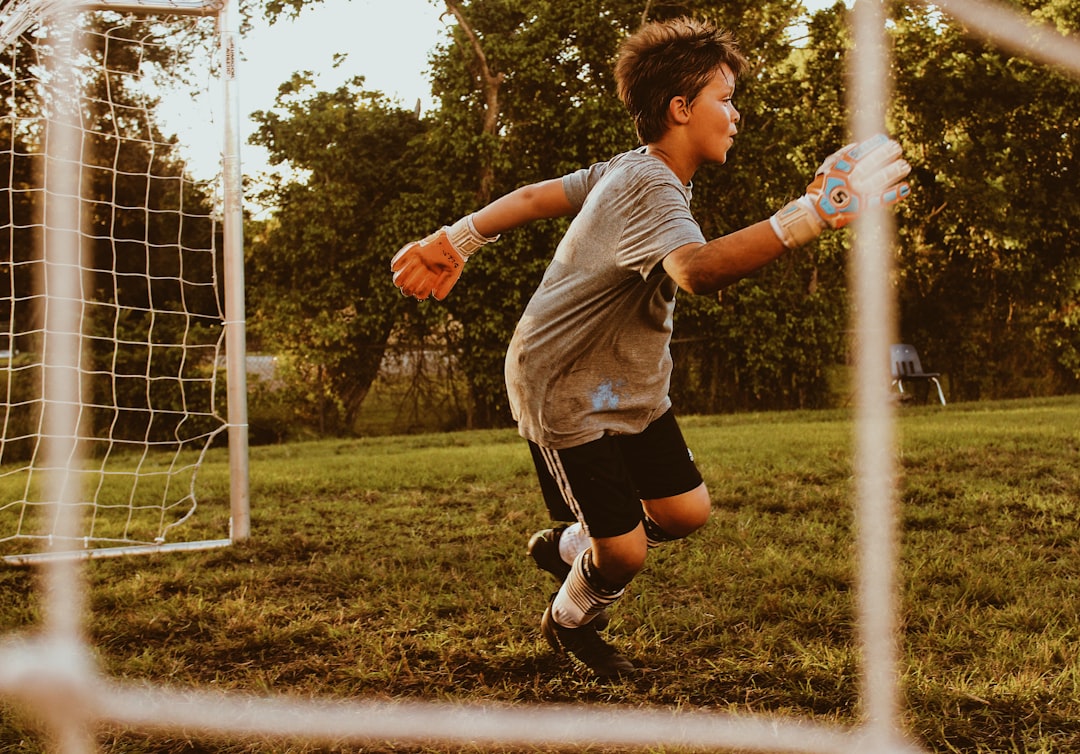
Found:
[770,133,912,250]
[391,214,499,301]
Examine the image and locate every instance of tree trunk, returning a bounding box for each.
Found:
[444,0,504,204]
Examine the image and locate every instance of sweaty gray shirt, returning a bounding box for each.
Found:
[504,149,706,449]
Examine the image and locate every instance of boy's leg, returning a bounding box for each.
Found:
[542,544,638,678]
[621,409,710,547]
[527,438,648,576]
[525,442,583,582]
[527,438,645,677]
[641,481,711,545]
[540,486,708,679]
[526,410,707,677]
[530,480,708,584]
[528,409,706,579]
[527,522,589,583]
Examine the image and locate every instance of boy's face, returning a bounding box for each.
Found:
[686,64,740,165]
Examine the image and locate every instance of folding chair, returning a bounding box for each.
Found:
[890,343,946,405]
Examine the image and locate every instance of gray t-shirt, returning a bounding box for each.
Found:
[504,149,706,449]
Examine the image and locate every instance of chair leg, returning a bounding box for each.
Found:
[931,378,946,405]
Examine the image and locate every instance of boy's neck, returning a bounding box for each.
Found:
[644,144,698,186]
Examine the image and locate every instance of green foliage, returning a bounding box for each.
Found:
[0,355,40,464]
[669,2,854,410]
[889,0,1080,400]
[2,15,224,448]
[673,241,850,412]
[248,76,430,434]
[245,0,1080,433]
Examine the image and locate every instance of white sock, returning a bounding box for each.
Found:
[551,550,625,628]
[558,522,590,566]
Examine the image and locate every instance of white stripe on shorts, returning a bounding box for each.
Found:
[538,446,589,537]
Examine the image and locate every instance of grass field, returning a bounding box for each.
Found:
[2,396,1078,753]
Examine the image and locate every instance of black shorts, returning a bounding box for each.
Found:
[528,408,703,539]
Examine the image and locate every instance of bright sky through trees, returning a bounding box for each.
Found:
[165,0,838,184]
[160,0,444,183]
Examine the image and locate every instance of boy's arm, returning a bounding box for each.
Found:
[472,178,576,236]
[391,178,574,301]
[664,133,911,295]
[663,221,788,294]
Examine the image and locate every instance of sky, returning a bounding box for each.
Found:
[239,0,446,198]
[162,0,446,187]
[239,0,445,127]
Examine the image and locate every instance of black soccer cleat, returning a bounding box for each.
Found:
[541,598,636,679]
[528,525,573,582]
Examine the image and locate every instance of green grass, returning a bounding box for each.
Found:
[2,396,1079,753]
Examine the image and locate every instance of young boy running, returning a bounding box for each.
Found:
[391,17,911,678]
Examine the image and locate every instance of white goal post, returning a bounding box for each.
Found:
[0,0,248,565]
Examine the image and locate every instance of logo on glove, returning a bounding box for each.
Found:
[828,185,852,210]
[818,175,856,218]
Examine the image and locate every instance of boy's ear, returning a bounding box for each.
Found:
[667,95,692,125]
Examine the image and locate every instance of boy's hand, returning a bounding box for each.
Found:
[771,133,912,249]
[808,134,912,228]
[390,215,499,301]
[391,229,466,301]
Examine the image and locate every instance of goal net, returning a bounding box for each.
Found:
[0,0,248,565]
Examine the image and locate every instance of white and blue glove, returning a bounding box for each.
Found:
[771,133,912,250]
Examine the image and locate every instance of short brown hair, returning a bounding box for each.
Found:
[615,17,750,144]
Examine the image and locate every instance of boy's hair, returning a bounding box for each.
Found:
[615,17,750,145]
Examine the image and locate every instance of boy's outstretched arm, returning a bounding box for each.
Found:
[663,133,912,295]
[391,178,574,301]
[662,221,789,294]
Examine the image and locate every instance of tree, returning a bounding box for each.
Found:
[668,2,856,412]
[248,74,428,433]
[1,15,223,450]
[246,0,1079,431]
[889,0,1080,399]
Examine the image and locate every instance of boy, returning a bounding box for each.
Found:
[391,17,910,678]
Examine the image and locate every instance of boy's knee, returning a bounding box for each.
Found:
[591,531,648,585]
[680,493,712,534]
[645,483,712,539]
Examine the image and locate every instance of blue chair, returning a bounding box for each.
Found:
[890,344,946,405]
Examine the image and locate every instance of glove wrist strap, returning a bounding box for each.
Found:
[447,214,500,258]
[770,197,826,250]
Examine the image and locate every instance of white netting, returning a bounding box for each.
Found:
[0,0,1077,752]
[0,4,231,562]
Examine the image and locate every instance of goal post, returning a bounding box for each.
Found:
[0,0,249,564]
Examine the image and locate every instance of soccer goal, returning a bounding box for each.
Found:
[0,0,249,565]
